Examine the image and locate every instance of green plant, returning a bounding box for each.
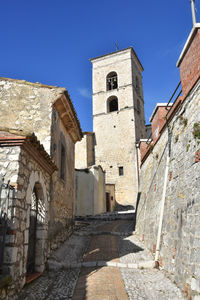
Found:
[192,122,200,139]
[194,122,200,128]
[179,116,188,127]
[186,144,190,152]
[174,135,179,143]
[147,143,153,151]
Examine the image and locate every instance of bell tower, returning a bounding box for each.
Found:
[90,47,145,207]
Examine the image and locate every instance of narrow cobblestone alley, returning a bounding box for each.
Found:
[17,217,185,300]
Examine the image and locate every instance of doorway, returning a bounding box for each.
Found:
[26,186,38,274]
[106,192,111,212]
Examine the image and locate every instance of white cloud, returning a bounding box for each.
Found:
[78,87,91,99]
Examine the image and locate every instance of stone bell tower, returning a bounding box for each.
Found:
[90,47,145,207]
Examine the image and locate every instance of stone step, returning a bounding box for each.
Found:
[75,211,135,221]
[47,259,155,271]
[74,231,134,237]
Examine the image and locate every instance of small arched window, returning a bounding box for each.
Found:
[106,72,118,91]
[107,96,118,113]
[135,76,140,94]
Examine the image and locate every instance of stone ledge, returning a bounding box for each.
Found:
[74,231,134,237]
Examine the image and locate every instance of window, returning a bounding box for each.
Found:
[135,76,140,95]
[107,96,118,113]
[60,143,66,180]
[106,72,118,91]
[119,166,124,176]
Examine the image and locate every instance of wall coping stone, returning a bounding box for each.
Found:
[177,23,200,67]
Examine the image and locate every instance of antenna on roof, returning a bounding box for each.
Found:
[115,42,119,51]
[190,0,197,26]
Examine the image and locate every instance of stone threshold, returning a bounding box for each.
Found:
[26,272,43,285]
[47,259,155,270]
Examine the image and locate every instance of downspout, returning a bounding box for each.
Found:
[155,127,171,266]
[135,143,140,190]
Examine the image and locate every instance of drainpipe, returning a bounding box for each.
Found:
[135,143,140,191]
[155,125,172,266]
[191,0,197,26]
[155,154,170,266]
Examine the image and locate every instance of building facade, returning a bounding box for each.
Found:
[90,47,146,207]
[0,78,82,298]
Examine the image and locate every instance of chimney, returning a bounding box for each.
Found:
[150,103,173,143]
[177,20,200,97]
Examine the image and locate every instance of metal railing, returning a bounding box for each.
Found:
[0,175,15,273]
[145,81,182,144]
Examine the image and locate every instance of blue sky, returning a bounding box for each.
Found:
[0,0,198,131]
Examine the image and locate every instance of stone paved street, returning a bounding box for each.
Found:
[17,218,185,300]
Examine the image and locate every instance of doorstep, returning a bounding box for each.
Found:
[26,272,42,285]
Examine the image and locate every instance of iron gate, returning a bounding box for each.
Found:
[26,186,38,274]
[0,175,15,273]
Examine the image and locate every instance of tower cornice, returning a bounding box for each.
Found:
[90,47,144,72]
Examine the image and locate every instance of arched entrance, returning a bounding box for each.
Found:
[26,181,46,275]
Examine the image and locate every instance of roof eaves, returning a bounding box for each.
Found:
[0,77,66,90]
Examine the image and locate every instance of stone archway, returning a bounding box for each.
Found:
[25,171,48,275]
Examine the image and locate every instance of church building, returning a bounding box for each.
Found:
[90,47,146,207]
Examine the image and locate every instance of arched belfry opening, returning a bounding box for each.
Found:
[107,96,118,113]
[106,72,118,91]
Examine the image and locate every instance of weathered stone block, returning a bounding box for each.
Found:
[4,247,18,264]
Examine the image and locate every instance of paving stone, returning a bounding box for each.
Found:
[116,262,127,268]
[127,263,138,269]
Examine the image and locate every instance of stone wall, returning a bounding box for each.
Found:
[94,108,139,206]
[0,79,80,250]
[92,166,106,215]
[75,135,88,169]
[75,132,95,169]
[0,79,62,154]
[0,146,50,299]
[136,79,200,298]
[49,114,75,249]
[75,166,106,216]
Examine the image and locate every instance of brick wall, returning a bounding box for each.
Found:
[178,27,200,98]
[150,106,170,143]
